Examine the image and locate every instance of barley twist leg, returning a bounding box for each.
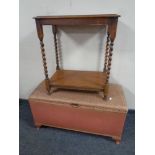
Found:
[40,40,51,93]
[104,39,114,100]
[52,25,60,70]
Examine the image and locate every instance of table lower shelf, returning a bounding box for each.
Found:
[50,70,107,91]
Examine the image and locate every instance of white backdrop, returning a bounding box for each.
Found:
[19,0,135,109]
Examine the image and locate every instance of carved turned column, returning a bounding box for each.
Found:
[104,20,118,100]
[104,32,110,72]
[52,25,60,70]
[35,20,51,93]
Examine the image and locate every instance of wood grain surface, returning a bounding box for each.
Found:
[50,70,107,91]
[34,14,120,19]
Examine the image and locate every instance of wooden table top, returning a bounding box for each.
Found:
[34,14,120,19]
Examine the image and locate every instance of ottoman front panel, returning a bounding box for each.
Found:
[30,100,126,138]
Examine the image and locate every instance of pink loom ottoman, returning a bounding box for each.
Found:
[29,81,128,144]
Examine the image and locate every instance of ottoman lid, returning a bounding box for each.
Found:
[29,81,128,113]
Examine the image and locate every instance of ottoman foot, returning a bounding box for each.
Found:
[112,136,121,144]
[35,123,42,129]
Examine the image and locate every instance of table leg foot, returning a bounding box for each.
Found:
[103,84,109,100]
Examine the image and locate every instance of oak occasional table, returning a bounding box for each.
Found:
[34,14,120,99]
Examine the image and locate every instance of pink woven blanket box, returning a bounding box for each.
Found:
[29,81,128,144]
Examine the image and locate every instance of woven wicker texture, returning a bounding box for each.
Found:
[29,81,128,112]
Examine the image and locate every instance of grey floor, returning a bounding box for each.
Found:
[19,100,135,155]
